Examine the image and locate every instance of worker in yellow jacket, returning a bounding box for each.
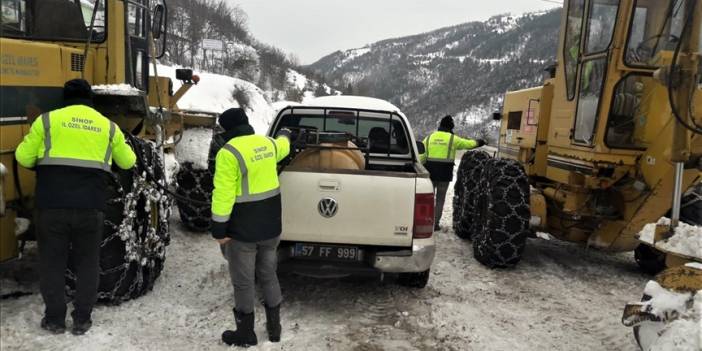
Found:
[210,108,291,347]
[421,115,485,230]
[15,79,136,335]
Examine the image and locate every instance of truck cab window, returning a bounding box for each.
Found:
[574,57,607,145]
[0,0,105,41]
[606,74,654,149]
[564,0,586,101]
[625,0,688,67]
[584,0,619,54]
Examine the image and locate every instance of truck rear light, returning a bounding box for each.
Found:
[413,193,435,239]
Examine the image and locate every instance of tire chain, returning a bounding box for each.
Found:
[65,139,173,304]
[472,158,531,268]
[453,151,491,240]
[175,163,213,232]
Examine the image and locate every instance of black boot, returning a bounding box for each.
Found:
[264,304,281,342]
[222,309,257,347]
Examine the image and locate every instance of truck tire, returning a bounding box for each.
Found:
[452,151,491,239]
[472,158,530,268]
[67,138,173,304]
[397,270,430,288]
[175,163,213,232]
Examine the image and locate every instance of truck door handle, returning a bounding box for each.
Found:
[318,179,340,191]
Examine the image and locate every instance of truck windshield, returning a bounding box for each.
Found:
[276,114,411,155]
[625,0,694,67]
[1,0,106,42]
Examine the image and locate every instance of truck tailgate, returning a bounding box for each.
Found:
[280,171,415,247]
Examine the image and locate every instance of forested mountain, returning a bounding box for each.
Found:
[305,10,563,139]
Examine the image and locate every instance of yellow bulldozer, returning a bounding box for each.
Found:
[454,0,701,270]
[452,0,701,348]
[0,0,200,302]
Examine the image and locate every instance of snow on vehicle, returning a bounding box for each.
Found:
[270,96,436,288]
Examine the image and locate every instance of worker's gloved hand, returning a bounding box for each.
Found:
[277,128,298,141]
[210,220,228,240]
[476,139,487,147]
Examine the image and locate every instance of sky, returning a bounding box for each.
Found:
[231,0,562,64]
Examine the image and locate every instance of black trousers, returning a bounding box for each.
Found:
[36,209,103,325]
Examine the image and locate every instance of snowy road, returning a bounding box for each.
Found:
[1,182,650,351]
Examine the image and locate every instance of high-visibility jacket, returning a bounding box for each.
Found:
[15,105,136,171]
[15,104,136,209]
[420,131,478,182]
[211,134,290,242]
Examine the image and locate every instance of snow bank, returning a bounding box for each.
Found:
[156,65,276,134]
[638,217,702,259]
[92,84,142,96]
[174,128,212,170]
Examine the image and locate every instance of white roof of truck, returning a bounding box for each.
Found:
[304,96,401,113]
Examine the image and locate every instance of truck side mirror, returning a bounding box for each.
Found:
[492,112,503,121]
[416,141,426,154]
[152,4,166,39]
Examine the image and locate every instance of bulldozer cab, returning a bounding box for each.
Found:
[495,0,701,251]
[500,0,701,174]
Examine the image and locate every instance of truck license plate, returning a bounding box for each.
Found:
[293,244,363,262]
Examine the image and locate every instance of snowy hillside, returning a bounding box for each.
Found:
[307,10,562,138]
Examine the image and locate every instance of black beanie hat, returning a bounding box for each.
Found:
[63,79,93,104]
[219,108,249,131]
[439,115,455,131]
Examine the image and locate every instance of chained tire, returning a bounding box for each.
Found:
[175,163,213,232]
[453,151,491,240]
[67,137,173,304]
[472,158,530,268]
[397,270,430,289]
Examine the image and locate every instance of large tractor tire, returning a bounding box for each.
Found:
[472,158,530,268]
[452,151,491,239]
[634,244,667,275]
[175,163,213,232]
[67,138,173,304]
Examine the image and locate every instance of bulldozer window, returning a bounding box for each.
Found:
[0,0,105,41]
[605,74,653,149]
[573,57,607,145]
[625,0,689,67]
[564,0,586,101]
[584,0,619,54]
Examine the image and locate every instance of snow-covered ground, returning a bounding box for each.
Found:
[0,176,653,351]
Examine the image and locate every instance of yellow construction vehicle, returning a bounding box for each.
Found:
[453,0,701,270]
[0,0,198,302]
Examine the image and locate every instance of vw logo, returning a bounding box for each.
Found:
[318,197,338,218]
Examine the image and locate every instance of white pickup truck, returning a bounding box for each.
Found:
[269,96,436,288]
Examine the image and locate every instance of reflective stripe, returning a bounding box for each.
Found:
[36,157,111,171]
[223,144,249,197]
[426,158,455,164]
[236,187,280,203]
[41,113,51,158]
[103,122,116,165]
[223,143,281,203]
[447,134,455,160]
[212,214,230,223]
